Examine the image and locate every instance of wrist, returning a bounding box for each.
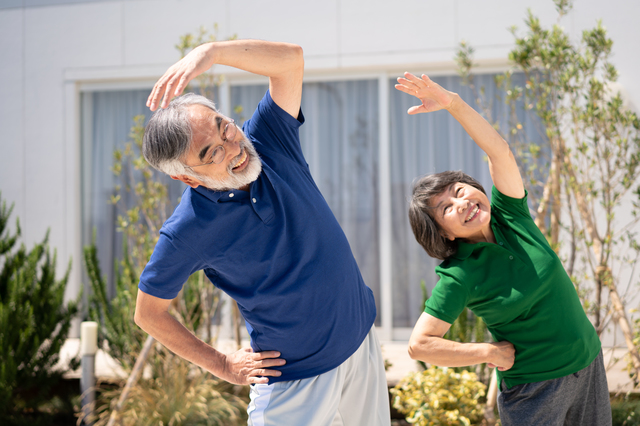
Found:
[444,93,463,112]
[482,342,496,363]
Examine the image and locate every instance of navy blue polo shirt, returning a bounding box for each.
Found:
[139,91,377,383]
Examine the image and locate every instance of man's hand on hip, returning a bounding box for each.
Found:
[221,348,286,385]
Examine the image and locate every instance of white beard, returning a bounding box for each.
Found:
[195,136,262,192]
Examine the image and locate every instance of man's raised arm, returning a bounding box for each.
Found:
[147,39,304,117]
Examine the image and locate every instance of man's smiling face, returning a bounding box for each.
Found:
[181,104,261,191]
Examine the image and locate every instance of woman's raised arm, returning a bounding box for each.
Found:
[395,72,524,199]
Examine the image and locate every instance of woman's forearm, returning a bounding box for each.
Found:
[409,334,491,366]
[409,334,515,370]
[446,94,524,198]
[446,94,512,162]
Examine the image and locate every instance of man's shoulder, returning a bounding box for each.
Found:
[163,188,219,235]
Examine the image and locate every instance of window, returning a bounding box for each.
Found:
[81,72,537,336]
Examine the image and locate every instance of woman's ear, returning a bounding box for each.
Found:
[440,231,455,242]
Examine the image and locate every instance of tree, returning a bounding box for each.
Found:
[456,0,640,382]
[0,193,79,422]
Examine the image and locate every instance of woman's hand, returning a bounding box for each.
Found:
[487,341,516,371]
[395,72,456,115]
[147,43,216,111]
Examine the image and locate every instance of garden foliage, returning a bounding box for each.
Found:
[0,193,79,421]
[391,367,486,426]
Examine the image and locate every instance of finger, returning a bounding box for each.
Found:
[163,78,178,108]
[147,83,162,110]
[487,363,497,369]
[250,368,282,377]
[248,376,270,385]
[407,105,428,115]
[149,81,168,111]
[396,77,418,90]
[421,74,434,84]
[404,72,423,85]
[253,351,282,360]
[174,75,190,98]
[394,84,413,94]
[257,358,287,368]
[395,84,422,98]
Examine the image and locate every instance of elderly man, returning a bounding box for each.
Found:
[134,39,390,426]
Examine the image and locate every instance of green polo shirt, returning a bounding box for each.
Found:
[425,186,600,389]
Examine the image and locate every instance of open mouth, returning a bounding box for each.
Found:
[465,204,479,222]
[232,149,248,171]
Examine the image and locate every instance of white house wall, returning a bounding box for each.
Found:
[0,0,638,338]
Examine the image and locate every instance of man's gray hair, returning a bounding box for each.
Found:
[143,93,218,176]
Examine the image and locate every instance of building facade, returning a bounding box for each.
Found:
[1,0,639,340]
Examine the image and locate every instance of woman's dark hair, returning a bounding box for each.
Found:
[408,170,486,260]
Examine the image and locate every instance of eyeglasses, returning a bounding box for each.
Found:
[185,117,238,169]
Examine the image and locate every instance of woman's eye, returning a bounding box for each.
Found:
[456,187,462,196]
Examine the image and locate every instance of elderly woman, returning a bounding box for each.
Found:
[395,72,611,425]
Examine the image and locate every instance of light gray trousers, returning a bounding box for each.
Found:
[247,326,390,426]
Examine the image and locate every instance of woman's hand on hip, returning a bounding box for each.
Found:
[487,341,516,371]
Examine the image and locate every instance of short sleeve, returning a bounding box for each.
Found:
[424,268,470,324]
[490,186,532,222]
[138,229,204,300]
[242,90,307,167]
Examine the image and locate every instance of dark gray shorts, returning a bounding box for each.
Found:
[498,350,611,426]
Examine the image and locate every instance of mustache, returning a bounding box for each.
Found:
[227,138,257,172]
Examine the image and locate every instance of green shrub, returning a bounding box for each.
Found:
[612,396,640,426]
[0,193,79,421]
[391,367,486,426]
[85,349,248,426]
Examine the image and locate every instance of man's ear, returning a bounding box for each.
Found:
[171,174,201,189]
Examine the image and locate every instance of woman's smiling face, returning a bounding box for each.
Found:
[430,182,493,244]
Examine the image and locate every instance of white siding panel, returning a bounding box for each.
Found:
[123,0,227,67]
[0,9,26,229]
[457,0,558,52]
[339,0,455,57]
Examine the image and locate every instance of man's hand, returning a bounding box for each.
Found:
[395,72,456,115]
[221,348,287,385]
[487,341,516,372]
[147,43,216,111]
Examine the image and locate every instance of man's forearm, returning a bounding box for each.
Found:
[136,310,227,376]
[201,39,303,80]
